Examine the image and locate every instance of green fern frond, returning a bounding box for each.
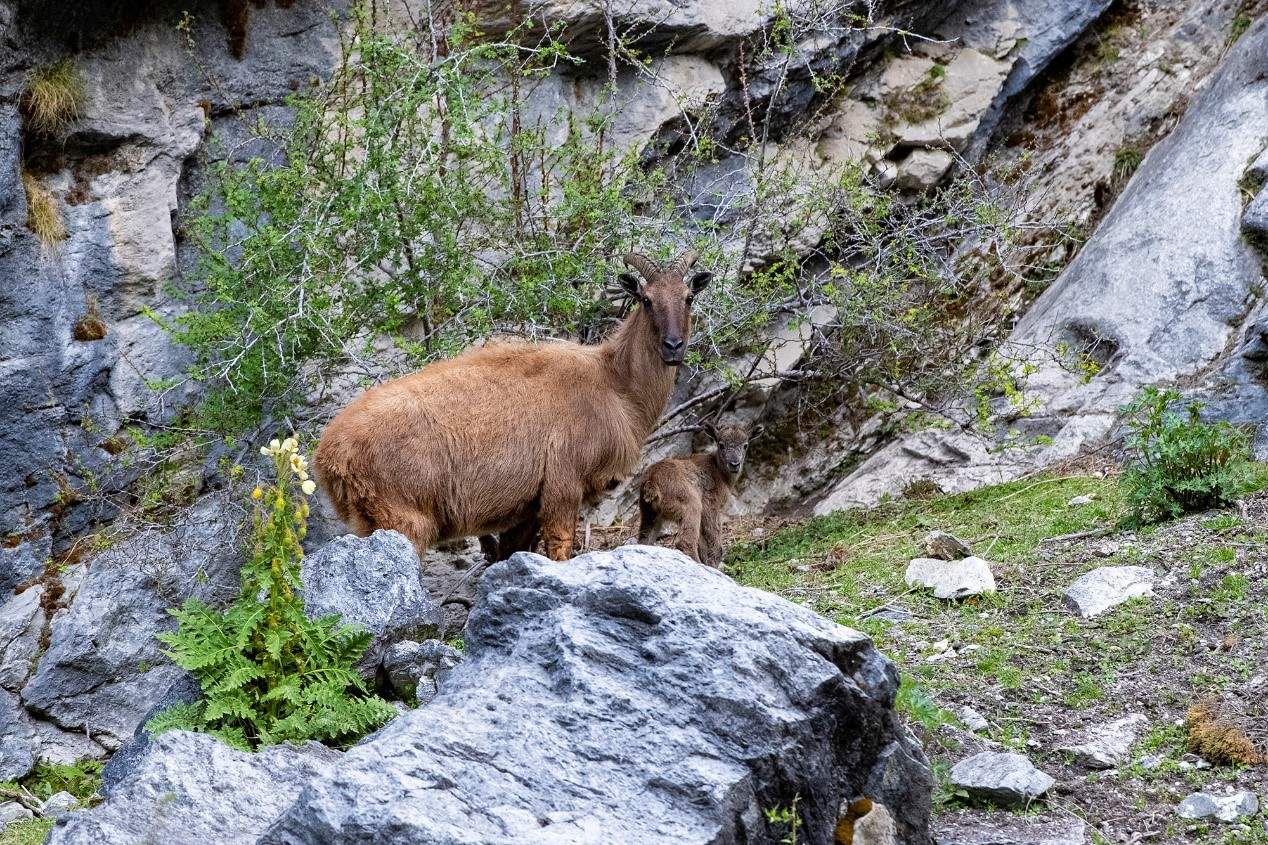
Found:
[145,701,205,737]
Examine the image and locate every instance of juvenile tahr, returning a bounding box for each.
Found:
[637,422,763,568]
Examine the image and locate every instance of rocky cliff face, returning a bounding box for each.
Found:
[0,1,344,578]
[816,0,1268,510]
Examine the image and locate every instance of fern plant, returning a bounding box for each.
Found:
[1119,387,1255,526]
[148,437,396,750]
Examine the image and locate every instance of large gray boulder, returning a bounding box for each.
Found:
[300,530,444,677]
[259,545,932,844]
[46,731,341,845]
[20,493,246,747]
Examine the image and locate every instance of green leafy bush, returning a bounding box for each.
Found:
[169,2,1040,438]
[1119,387,1254,526]
[148,437,396,750]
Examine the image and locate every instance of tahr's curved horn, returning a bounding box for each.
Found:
[622,253,660,282]
[669,249,699,276]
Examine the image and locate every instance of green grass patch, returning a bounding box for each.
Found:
[726,471,1126,625]
[0,818,55,845]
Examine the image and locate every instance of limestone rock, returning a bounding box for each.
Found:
[259,546,934,845]
[0,538,47,600]
[381,639,463,704]
[936,811,1086,845]
[477,0,809,56]
[958,706,989,734]
[45,731,341,845]
[949,752,1054,808]
[21,494,246,746]
[895,49,1011,153]
[1176,791,1259,823]
[1063,566,1155,618]
[108,312,197,425]
[817,15,1268,509]
[1057,713,1148,769]
[1242,185,1268,236]
[1009,17,1268,433]
[40,792,79,819]
[905,557,996,600]
[0,688,35,781]
[0,802,32,824]
[921,531,972,561]
[896,149,955,192]
[0,586,44,690]
[300,530,444,677]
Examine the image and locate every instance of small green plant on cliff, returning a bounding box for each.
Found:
[764,794,803,845]
[1119,387,1255,526]
[147,437,395,750]
[21,59,85,135]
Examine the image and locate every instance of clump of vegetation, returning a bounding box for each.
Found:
[147,437,396,750]
[1119,387,1255,526]
[72,292,107,341]
[1227,13,1253,46]
[887,64,951,124]
[1112,141,1145,187]
[22,172,67,244]
[21,59,85,135]
[900,477,941,500]
[1186,697,1261,765]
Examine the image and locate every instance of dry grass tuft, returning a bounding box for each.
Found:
[73,292,107,342]
[23,172,67,244]
[1186,697,1261,766]
[22,60,85,135]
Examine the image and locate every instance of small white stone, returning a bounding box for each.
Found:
[40,791,79,819]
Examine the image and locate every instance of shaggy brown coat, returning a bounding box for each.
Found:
[637,422,762,567]
[314,251,711,561]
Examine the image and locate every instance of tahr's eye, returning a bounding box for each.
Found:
[685,294,695,305]
[641,296,652,307]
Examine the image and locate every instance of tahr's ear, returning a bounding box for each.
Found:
[690,272,713,294]
[618,273,642,299]
[702,421,719,441]
[748,425,765,441]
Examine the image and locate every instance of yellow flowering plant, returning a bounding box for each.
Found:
[149,436,395,750]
